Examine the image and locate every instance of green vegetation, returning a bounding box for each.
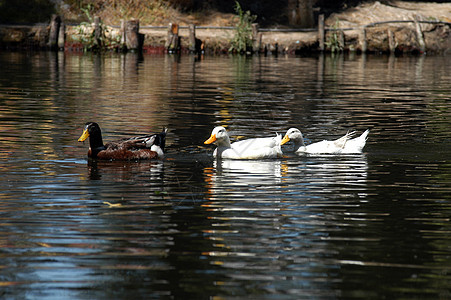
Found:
[325,19,344,53]
[73,4,121,52]
[229,1,257,54]
[0,0,55,24]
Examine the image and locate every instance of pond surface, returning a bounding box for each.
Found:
[0,51,450,299]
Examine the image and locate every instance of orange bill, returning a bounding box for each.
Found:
[204,134,216,144]
[280,135,290,145]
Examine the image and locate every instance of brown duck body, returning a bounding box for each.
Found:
[89,140,160,160]
[79,122,166,161]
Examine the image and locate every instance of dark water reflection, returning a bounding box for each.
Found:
[0,52,450,299]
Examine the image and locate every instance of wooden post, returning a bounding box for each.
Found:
[94,16,102,48]
[120,19,126,47]
[57,23,65,50]
[360,27,367,53]
[339,30,344,50]
[48,14,61,51]
[318,14,325,52]
[126,19,140,51]
[258,32,262,53]
[189,24,196,52]
[172,23,179,52]
[388,28,396,53]
[252,23,260,53]
[165,23,172,48]
[414,19,426,53]
[166,23,179,53]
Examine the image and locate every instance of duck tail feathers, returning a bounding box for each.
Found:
[360,129,370,141]
[157,128,168,151]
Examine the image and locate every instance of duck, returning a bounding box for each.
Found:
[204,126,283,159]
[78,122,167,160]
[281,128,369,154]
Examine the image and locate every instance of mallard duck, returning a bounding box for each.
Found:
[281,128,369,154]
[78,122,167,160]
[204,126,282,159]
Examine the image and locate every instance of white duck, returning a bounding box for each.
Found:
[281,128,369,154]
[204,126,283,159]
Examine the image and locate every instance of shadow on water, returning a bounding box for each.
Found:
[0,51,450,298]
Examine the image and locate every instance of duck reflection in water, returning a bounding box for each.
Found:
[87,159,164,181]
[201,154,369,273]
[212,159,284,182]
[203,159,286,204]
[283,154,369,201]
[203,154,368,203]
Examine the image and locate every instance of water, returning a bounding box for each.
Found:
[0,51,450,299]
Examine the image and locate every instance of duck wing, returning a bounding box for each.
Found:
[332,131,355,149]
[122,135,157,149]
[112,129,167,151]
[229,135,282,159]
[100,129,167,160]
[302,131,353,154]
[104,136,150,150]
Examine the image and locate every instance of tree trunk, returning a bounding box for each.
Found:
[48,14,61,51]
[288,0,314,28]
[125,20,140,51]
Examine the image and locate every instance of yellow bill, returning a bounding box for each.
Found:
[280,135,290,145]
[78,129,89,142]
[204,134,217,144]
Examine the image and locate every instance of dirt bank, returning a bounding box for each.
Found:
[324,1,451,53]
[255,1,451,54]
[1,1,450,54]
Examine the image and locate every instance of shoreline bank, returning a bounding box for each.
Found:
[1,2,450,55]
[1,20,450,55]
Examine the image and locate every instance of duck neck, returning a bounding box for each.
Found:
[88,130,105,153]
[217,136,232,149]
[293,135,305,151]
